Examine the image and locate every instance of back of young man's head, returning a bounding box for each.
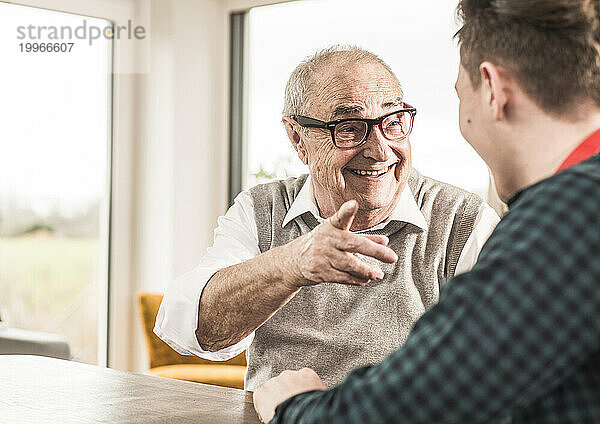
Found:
[456,0,600,116]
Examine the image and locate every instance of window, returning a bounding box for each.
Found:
[0,3,112,365]
[241,0,489,199]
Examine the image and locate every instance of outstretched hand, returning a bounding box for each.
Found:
[285,199,398,288]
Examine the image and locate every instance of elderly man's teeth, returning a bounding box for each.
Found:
[350,167,389,176]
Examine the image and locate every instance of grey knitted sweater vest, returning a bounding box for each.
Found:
[245,169,485,390]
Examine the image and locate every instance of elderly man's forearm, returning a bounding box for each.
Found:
[195,245,301,352]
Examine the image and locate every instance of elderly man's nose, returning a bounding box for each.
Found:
[362,127,389,160]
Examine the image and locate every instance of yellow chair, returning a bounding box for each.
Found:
[138,292,246,389]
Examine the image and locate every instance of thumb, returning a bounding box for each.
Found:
[329,200,358,231]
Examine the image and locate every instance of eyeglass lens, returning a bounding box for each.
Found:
[333,111,411,147]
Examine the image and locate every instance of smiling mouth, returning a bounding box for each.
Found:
[347,163,396,178]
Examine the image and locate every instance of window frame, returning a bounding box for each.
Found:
[225,0,295,205]
[7,0,139,370]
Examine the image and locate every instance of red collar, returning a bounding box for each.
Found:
[556,128,600,172]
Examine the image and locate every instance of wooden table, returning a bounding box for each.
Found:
[0,355,261,424]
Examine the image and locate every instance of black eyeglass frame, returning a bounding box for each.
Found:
[291,103,417,148]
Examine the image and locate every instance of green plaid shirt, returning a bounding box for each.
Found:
[272,153,600,424]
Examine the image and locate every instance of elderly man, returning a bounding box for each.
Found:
[253,1,600,423]
[155,46,498,391]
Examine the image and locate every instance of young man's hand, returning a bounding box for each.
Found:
[253,368,327,423]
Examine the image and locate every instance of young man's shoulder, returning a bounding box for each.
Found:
[529,154,600,201]
[508,154,600,227]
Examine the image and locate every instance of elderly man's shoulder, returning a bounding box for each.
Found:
[248,174,309,206]
[409,168,490,218]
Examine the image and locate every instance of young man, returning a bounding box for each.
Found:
[253,0,600,422]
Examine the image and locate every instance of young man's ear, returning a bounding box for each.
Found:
[283,117,308,165]
[479,61,510,121]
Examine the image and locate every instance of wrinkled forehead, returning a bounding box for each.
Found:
[309,62,403,120]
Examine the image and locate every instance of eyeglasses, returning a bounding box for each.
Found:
[291,103,417,149]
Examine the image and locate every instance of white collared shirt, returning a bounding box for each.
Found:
[281,175,429,231]
[154,176,500,361]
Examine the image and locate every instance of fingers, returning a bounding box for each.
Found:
[362,234,389,245]
[330,250,385,280]
[325,265,375,285]
[336,233,398,264]
[298,250,380,285]
[297,368,328,390]
[293,201,400,287]
[253,368,328,423]
[328,205,396,263]
[328,200,358,231]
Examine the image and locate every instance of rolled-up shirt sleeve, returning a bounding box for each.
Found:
[153,190,260,361]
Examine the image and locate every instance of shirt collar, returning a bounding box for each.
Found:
[556,127,600,173]
[509,128,600,207]
[281,174,428,232]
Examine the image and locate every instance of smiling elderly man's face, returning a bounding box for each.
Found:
[300,61,411,224]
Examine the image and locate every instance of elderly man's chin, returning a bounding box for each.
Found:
[342,162,408,209]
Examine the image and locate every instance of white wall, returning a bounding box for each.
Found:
[129,0,230,371]
[136,0,229,294]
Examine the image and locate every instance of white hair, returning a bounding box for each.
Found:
[282,45,403,118]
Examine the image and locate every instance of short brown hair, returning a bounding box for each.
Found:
[455,0,600,116]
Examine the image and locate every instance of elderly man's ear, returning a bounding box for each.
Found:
[283,117,309,165]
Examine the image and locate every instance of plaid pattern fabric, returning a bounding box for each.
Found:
[271,154,600,424]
